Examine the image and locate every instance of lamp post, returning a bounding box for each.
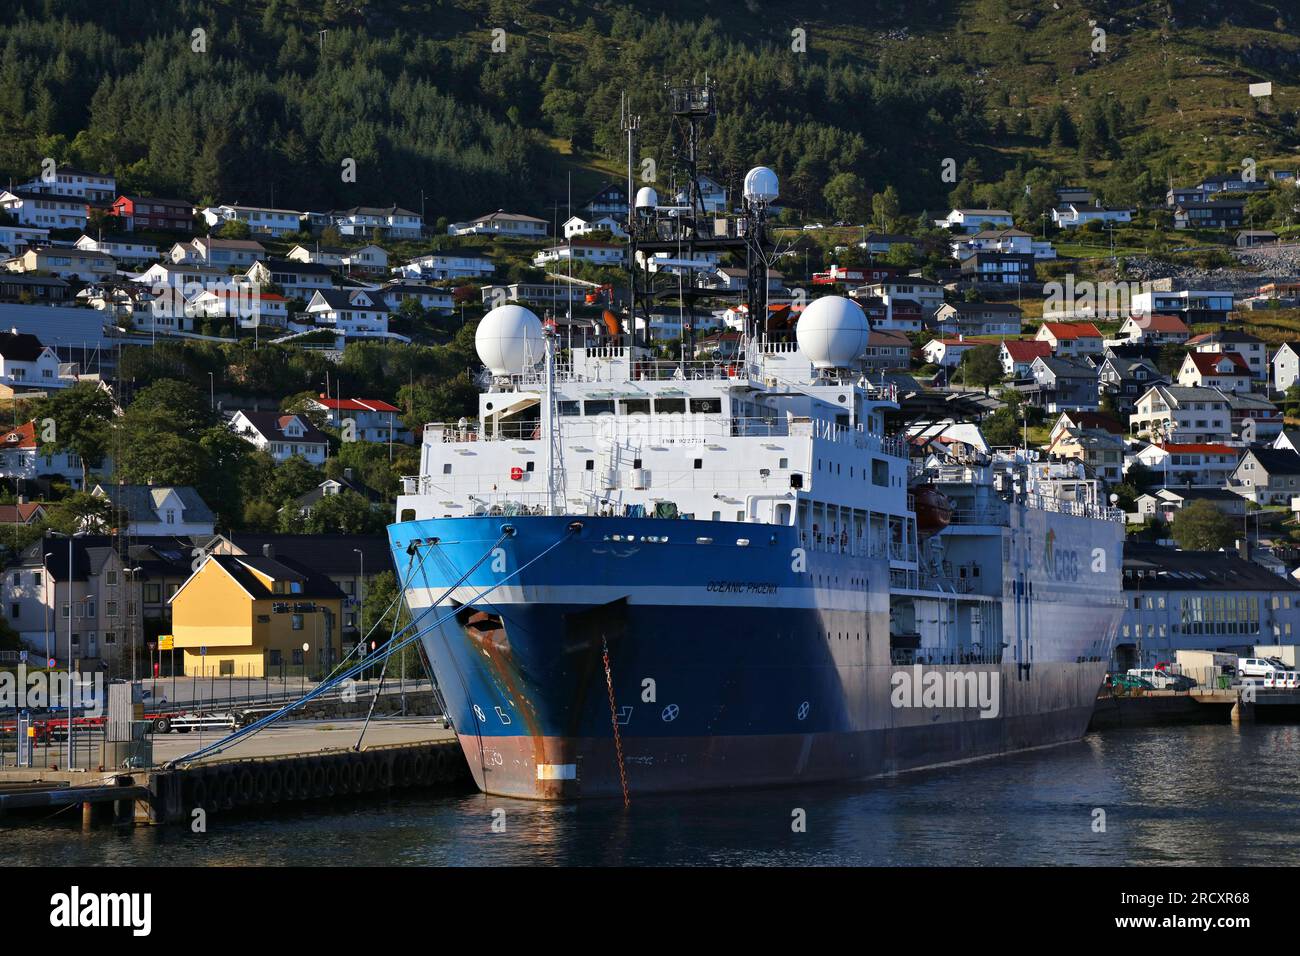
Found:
[124,566,143,682]
[301,642,309,698]
[43,551,52,663]
[208,372,215,412]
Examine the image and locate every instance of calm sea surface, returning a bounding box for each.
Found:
[10,724,1300,866]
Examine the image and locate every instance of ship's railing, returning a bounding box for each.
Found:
[1024,492,1125,522]
[949,502,1011,525]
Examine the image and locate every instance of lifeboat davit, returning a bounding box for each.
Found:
[912,484,953,534]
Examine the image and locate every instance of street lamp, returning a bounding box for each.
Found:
[43,551,52,663]
[352,548,364,675]
[124,566,143,682]
[301,642,309,698]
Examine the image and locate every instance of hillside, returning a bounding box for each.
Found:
[1,0,1298,222]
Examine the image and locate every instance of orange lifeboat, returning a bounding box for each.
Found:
[912,484,953,534]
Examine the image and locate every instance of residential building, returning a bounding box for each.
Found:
[189,288,289,329]
[1051,204,1133,228]
[0,421,86,488]
[330,206,422,240]
[447,210,548,238]
[229,411,329,464]
[1273,342,1300,392]
[0,225,51,256]
[90,484,216,536]
[5,246,115,283]
[1176,351,1252,393]
[1189,330,1266,379]
[936,208,1014,233]
[1046,426,1124,484]
[1236,230,1279,247]
[1220,390,1282,440]
[169,550,344,677]
[1000,340,1052,377]
[562,215,626,240]
[74,234,158,264]
[17,166,116,204]
[1133,488,1246,523]
[0,501,46,526]
[932,301,1023,336]
[133,262,235,296]
[1276,430,1300,455]
[391,252,495,281]
[532,240,625,268]
[1023,356,1099,413]
[863,329,912,374]
[380,284,454,315]
[859,277,945,318]
[1055,186,1094,204]
[201,204,303,237]
[921,338,976,368]
[1116,544,1300,670]
[1035,321,1104,358]
[1131,289,1236,324]
[207,535,392,645]
[861,233,920,255]
[1173,199,1246,231]
[1097,353,1165,414]
[1131,442,1240,488]
[247,258,337,295]
[305,288,391,338]
[1228,447,1300,505]
[290,471,383,515]
[304,396,410,444]
[0,190,89,231]
[1049,411,1124,445]
[1114,314,1189,346]
[958,252,1036,284]
[1129,385,1231,443]
[0,332,64,388]
[174,237,268,269]
[582,183,630,219]
[109,195,194,233]
[0,275,70,303]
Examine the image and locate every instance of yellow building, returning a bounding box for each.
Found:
[169,551,345,678]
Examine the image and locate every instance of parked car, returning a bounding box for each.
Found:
[1265,671,1300,689]
[1238,658,1282,678]
[1111,673,1154,690]
[1128,668,1185,690]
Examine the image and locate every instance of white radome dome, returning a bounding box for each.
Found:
[796,296,870,369]
[635,186,659,209]
[476,304,544,376]
[743,166,780,203]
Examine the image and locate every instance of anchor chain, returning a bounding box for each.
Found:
[602,635,630,808]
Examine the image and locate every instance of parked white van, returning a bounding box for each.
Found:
[1264,671,1300,689]
[1239,658,1282,678]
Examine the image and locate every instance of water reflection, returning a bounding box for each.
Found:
[9,724,1300,866]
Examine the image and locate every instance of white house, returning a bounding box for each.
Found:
[391,252,495,281]
[532,240,625,268]
[305,288,390,338]
[1115,314,1190,346]
[133,262,235,296]
[173,237,268,269]
[329,206,422,240]
[936,208,1014,234]
[0,331,64,388]
[189,288,290,329]
[247,259,337,295]
[201,204,303,237]
[0,190,89,231]
[75,234,159,263]
[0,420,86,487]
[562,215,627,240]
[1130,385,1232,443]
[921,338,976,368]
[1189,330,1266,380]
[448,210,548,238]
[1035,321,1103,358]
[229,411,329,464]
[858,277,946,318]
[1051,204,1133,228]
[0,225,50,256]
[950,228,1034,259]
[16,165,116,204]
[1132,442,1240,489]
[380,284,454,314]
[304,396,411,444]
[5,246,115,283]
[90,484,216,536]
[1273,342,1300,392]
[1176,351,1252,394]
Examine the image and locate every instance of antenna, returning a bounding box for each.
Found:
[621,92,641,351]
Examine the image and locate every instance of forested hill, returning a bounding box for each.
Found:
[1,0,1298,221]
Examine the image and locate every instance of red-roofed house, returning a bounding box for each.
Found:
[1176,351,1252,393]
[0,501,45,524]
[229,411,328,464]
[1116,313,1190,346]
[999,340,1052,377]
[1132,441,1242,487]
[0,420,90,488]
[304,395,412,444]
[921,338,977,368]
[1035,322,1104,358]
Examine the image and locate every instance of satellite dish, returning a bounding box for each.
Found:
[743,166,780,204]
[795,296,869,370]
[635,186,658,210]
[475,304,544,376]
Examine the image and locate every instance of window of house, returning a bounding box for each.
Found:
[9,603,18,618]
[105,570,117,586]
[104,632,115,645]
[106,602,117,617]
[291,649,303,665]
[143,584,161,603]
[291,614,304,630]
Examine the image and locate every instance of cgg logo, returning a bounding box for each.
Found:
[1042,529,1079,582]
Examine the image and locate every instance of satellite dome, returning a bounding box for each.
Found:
[635,186,659,209]
[743,166,780,204]
[476,304,544,376]
[796,296,870,370]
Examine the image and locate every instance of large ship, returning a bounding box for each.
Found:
[388,87,1125,799]
[387,300,1125,799]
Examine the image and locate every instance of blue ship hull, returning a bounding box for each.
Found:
[389,515,1109,799]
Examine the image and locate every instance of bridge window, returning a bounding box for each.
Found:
[584,400,614,415]
[558,401,580,416]
[619,399,650,415]
[654,398,685,414]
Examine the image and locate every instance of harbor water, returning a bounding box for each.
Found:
[10,724,1300,866]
